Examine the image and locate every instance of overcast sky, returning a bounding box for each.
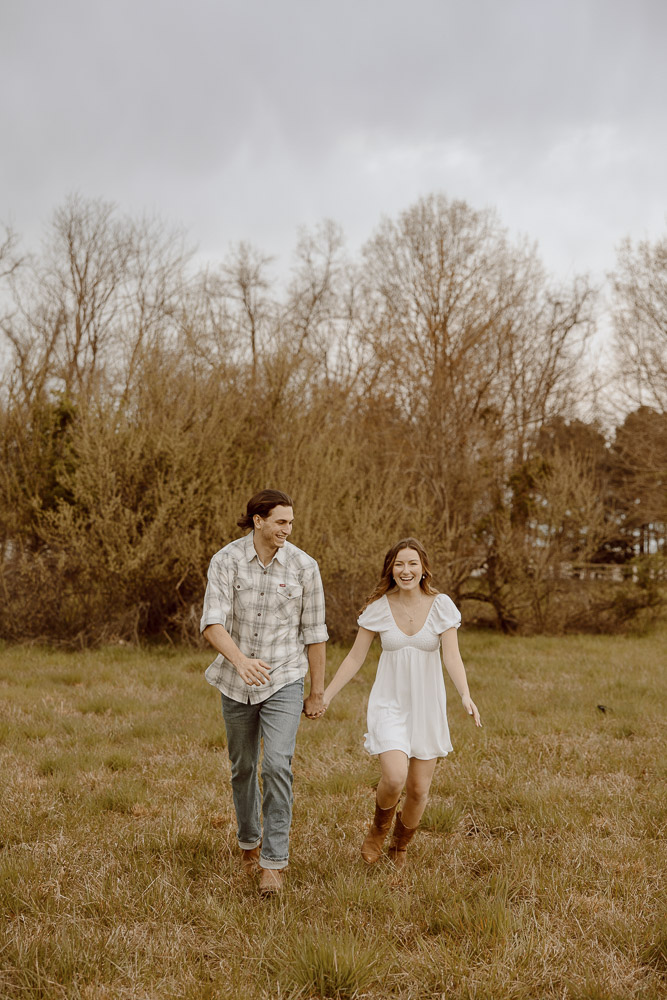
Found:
[1,0,665,287]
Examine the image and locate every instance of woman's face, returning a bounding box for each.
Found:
[392,548,423,592]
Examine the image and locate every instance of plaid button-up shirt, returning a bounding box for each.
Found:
[200,532,329,704]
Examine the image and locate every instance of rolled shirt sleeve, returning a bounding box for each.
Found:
[200,551,233,633]
[300,561,329,645]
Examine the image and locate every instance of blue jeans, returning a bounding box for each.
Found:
[221,678,304,870]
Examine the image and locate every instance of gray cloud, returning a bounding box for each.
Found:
[1,0,665,278]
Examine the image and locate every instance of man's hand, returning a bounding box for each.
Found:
[303,691,325,719]
[234,656,271,686]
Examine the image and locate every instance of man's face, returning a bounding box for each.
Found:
[254,505,294,550]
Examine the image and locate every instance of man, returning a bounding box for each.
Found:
[201,488,327,895]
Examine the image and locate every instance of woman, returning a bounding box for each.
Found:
[321,537,481,869]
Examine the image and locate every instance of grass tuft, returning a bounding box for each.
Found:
[641,918,667,973]
[104,750,135,772]
[426,881,515,947]
[421,798,463,833]
[88,777,145,814]
[276,928,391,998]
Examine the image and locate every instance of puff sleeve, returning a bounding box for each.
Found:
[430,593,462,633]
[357,597,391,632]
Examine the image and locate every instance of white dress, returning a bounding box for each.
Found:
[357,592,461,760]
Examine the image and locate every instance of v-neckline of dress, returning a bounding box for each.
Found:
[384,593,438,637]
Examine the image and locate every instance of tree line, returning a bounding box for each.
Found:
[0,194,664,645]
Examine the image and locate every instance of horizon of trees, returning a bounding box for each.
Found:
[0,193,664,645]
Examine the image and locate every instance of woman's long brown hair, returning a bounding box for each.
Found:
[360,537,438,612]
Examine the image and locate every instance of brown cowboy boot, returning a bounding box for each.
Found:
[361,800,397,864]
[258,866,284,896]
[387,812,418,870]
[240,845,261,875]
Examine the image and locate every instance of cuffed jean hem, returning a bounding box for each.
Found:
[259,857,288,870]
[238,837,262,851]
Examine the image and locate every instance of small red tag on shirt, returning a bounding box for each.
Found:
[279,583,286,586]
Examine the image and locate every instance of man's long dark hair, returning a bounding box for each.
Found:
[237,489,294,531]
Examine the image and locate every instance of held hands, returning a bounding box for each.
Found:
[462,694,482,727]
[303,692,326,719]
[235,656,271,686]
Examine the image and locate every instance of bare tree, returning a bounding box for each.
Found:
[0,224,25,395]
[611,233,667,413]
[115,215,192,402]
[217,241,274,379]
[358,194,594,598]
[2,196,192,405]
[0,225,22,281]
[270,221,358,405]
[2,197,131,401]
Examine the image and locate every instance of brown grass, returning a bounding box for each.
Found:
[0,626,665,999]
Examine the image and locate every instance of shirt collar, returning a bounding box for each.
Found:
[243,531,287,568]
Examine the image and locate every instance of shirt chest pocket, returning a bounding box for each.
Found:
[273,583,302,622]
[232,579,254,610]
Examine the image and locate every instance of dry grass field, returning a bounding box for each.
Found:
[0,627,665,1000]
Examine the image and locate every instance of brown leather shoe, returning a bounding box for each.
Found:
[259,867,283,895]
[240,846,261,874]
[360,800,398,864]
[387,812,418,870]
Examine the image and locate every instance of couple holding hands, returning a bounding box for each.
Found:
[201,490,481,895]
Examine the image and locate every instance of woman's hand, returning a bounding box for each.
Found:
[303,695,329,719]
[303,691,324,718]
[462,694,482,727]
